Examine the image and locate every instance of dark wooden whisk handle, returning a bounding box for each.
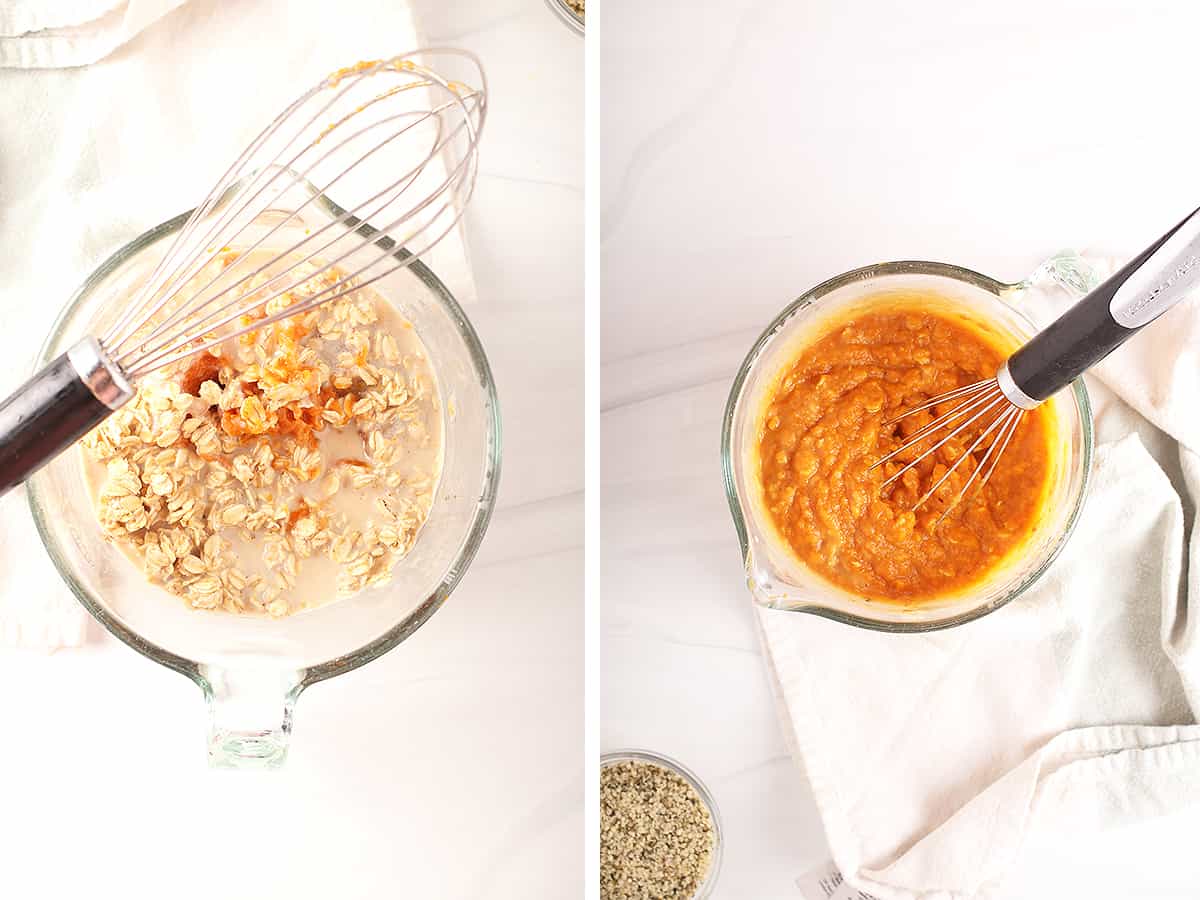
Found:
[0,338,132,498]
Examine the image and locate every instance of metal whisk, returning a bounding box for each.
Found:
[871,203,1200,519]
[0,48,486,498]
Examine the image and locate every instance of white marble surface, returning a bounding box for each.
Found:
[602,1,1200,897]
[0,1,581,898]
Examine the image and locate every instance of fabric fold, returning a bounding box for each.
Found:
[0,1,187,69]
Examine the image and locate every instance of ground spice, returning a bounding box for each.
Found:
[600,759,714,899]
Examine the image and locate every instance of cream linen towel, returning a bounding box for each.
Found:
[0,0,186,68]
[0,0,475,650]
[0,0,187,649]
[759,254,1200,899]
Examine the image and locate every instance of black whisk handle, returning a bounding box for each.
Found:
[0,337,132,499]
[1004,204,1200,405]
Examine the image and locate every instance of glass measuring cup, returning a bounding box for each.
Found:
[27,182,500,767]
[722,260,1094,632]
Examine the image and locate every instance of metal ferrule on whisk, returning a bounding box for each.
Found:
[874,201,1200,521]
[68,336,135,410]
[995,362,1039,411]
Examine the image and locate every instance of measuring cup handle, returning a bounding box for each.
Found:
[1011,249,1105,301]
[202,664,304,769]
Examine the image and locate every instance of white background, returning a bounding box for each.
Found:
[603,1,1200,897]
[0,1,582,898]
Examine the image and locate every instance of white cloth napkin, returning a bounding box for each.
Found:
[758,253,1200,899]
[0,0,186,69]
[0,0,476,651]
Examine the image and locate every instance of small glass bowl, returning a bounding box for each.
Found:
[722,260,1094,632]
[545,0,584,34]
[601,749,723,899]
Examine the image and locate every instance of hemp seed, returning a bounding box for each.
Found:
[600,759,715,899]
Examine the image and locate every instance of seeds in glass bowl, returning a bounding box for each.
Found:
[600,759,715,899]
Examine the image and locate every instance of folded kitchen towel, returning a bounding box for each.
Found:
[0,0,190,651]
[0,0,186,68]
[758,253,1200,899]
[0,0,476,651]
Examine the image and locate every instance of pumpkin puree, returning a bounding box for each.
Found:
[757,298,1053,603]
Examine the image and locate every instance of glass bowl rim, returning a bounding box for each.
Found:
[719,259,1094,633]
[600,748,724,898]
[544,0,584,34]
[26,177,502,690]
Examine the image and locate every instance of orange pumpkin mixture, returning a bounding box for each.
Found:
[757,297,1054,603]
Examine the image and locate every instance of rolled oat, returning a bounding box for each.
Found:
[81,252,442,617]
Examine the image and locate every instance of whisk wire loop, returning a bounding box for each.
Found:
[881,378,993,425]
[913,404,1013,512]
[871,374,1029,523]
[122,105,477,374]
[113,105,448,363]
[878,391,1006,491]
[977,405,1024,490]
[100,49,487,379]
[126,125,479,377]
[871,381,1003,474]
[103,74,355,349]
